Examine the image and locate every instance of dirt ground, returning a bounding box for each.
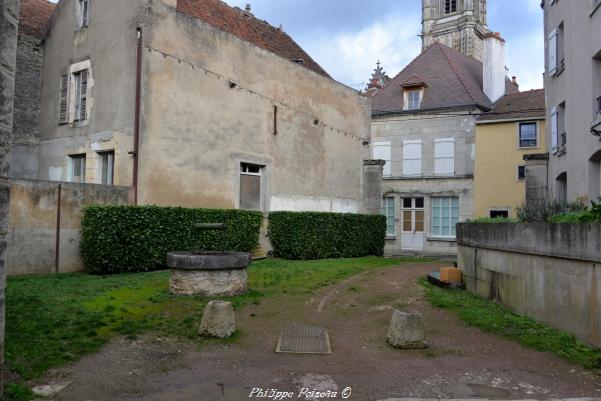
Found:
[37,262,601,401]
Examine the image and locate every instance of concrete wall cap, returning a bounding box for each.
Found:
[167,252,252,270]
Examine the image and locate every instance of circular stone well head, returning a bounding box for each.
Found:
[167,252,252,297]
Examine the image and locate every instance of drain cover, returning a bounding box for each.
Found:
[276,325,331,354]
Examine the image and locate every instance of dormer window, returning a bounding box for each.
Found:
[407,90,421,110]
[445,0,457,14]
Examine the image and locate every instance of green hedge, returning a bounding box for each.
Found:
[81,206,263,274]
[268,211,386,260]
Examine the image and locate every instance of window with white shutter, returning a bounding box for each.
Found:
[74,69,88,121]
[59,74,69,124]
[373,141,392,177]
[551,107,558,153]
[434,138,455,175]
[548,29,557,74]
[402,140,422,176]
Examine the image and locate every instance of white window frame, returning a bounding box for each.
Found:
[434,138,455,176]
[98,150,114,185]
[77,0,90,30]
[64,60,91,125]
[239,162,264,212]
[431,197,459,239]
[68,154,86,183]
[406,89,421,110]
[402,140,422,177]
[373,141,392,177]
[381,197,396,237]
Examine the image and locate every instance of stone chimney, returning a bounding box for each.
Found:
[483,32,506,103]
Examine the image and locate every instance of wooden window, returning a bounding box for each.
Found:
[59,74,69,124]
[431,197,459,238]
[69,154,86,183]
[373,141,392,177]
[402,140,422,176]
[78,0,89,29]
[381,197,395,236]
[406,89,421,110]
[74,69,88,121]
[98,151,114,185]
[240,163,262,211]
[519,122,538,148]
[434,138,455,176]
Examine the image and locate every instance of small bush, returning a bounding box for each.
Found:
[467,217,519,224]
[81,206,263,274]
[268,211,386,260]
[516,199,587,223]
[548,199,601,223]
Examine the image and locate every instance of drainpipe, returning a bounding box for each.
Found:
[132,26,143,205]
[55,184,62,274]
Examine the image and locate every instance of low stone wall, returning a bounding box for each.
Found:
[457,223,601,347]
[6,179,134,275]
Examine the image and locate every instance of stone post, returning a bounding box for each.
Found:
[0,0,20,393]
[524,153,549,205]
[362,160,385,215]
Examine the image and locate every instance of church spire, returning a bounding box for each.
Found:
[421,0,490,61]
[365,60,391,98]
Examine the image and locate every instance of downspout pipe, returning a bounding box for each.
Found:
[132,26,143,205]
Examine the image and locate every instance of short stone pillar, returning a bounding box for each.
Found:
[387,309,427,349]
[199,300,235,338]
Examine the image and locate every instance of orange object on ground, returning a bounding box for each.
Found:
[440,267,462,283]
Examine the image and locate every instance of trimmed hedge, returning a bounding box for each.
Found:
[268,211,386,260]
[81,205,263,274]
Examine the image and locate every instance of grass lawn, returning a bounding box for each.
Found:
[6,256,419,385]
[419,278,601,371]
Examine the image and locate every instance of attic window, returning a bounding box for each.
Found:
[445,0,457,14]
[405,89,422,111]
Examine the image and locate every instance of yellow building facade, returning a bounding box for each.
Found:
[474,90,546,218]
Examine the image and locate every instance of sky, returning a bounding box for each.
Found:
[49,0,544,91]
[222,0,545,91]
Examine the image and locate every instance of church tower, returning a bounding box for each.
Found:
[422,0,490,61]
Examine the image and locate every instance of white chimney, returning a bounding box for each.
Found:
[483,32,506,104]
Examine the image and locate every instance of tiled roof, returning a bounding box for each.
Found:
[19,0,55,39]
[372,43,520,115]
[478,89,546,122]
[177,0,330,78]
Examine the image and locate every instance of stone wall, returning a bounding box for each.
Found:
[10,31,43,179]
[0,0,20,391]
[6,179,134,275]
[457,222,601,347]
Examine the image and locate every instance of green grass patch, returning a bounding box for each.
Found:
[6,256,421,383]
[419,277,601,370]
[4,383,35,401]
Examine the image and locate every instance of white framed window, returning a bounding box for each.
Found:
[431,197,459,239]
[406,89,421,110]
[381,197,395,236]
[434,138,455,176]
[240,162,263,211]
[98,151,114,185]
[551,106,558,152]
[59,61,91,125]
[518,122,538,148]
[77,0,90,30]
[373,141,392,177]
[402,140,422,176]
[69,154,86,183]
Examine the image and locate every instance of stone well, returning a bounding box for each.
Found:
[167,252,251,296]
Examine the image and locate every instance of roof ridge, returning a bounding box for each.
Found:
[374,45,436,95]
[438,43,478,105]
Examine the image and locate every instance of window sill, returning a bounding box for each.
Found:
[427,237,457,243]
[385,236,397,241]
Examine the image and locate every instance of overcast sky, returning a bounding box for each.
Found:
[223,0,545,91]
[49,0,544,90]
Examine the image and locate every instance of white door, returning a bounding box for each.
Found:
[401,197,424,251]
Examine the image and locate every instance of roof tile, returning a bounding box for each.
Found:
[19,0,55,39]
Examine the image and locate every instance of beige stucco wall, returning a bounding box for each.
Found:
[138,3,371,212]
[6,179,133,275]
[474,119,546,218]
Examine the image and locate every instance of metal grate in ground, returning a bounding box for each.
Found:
[275,325,332,354]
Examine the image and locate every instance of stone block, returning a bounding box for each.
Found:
[199,300,235,339]
[387,309,427,349]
